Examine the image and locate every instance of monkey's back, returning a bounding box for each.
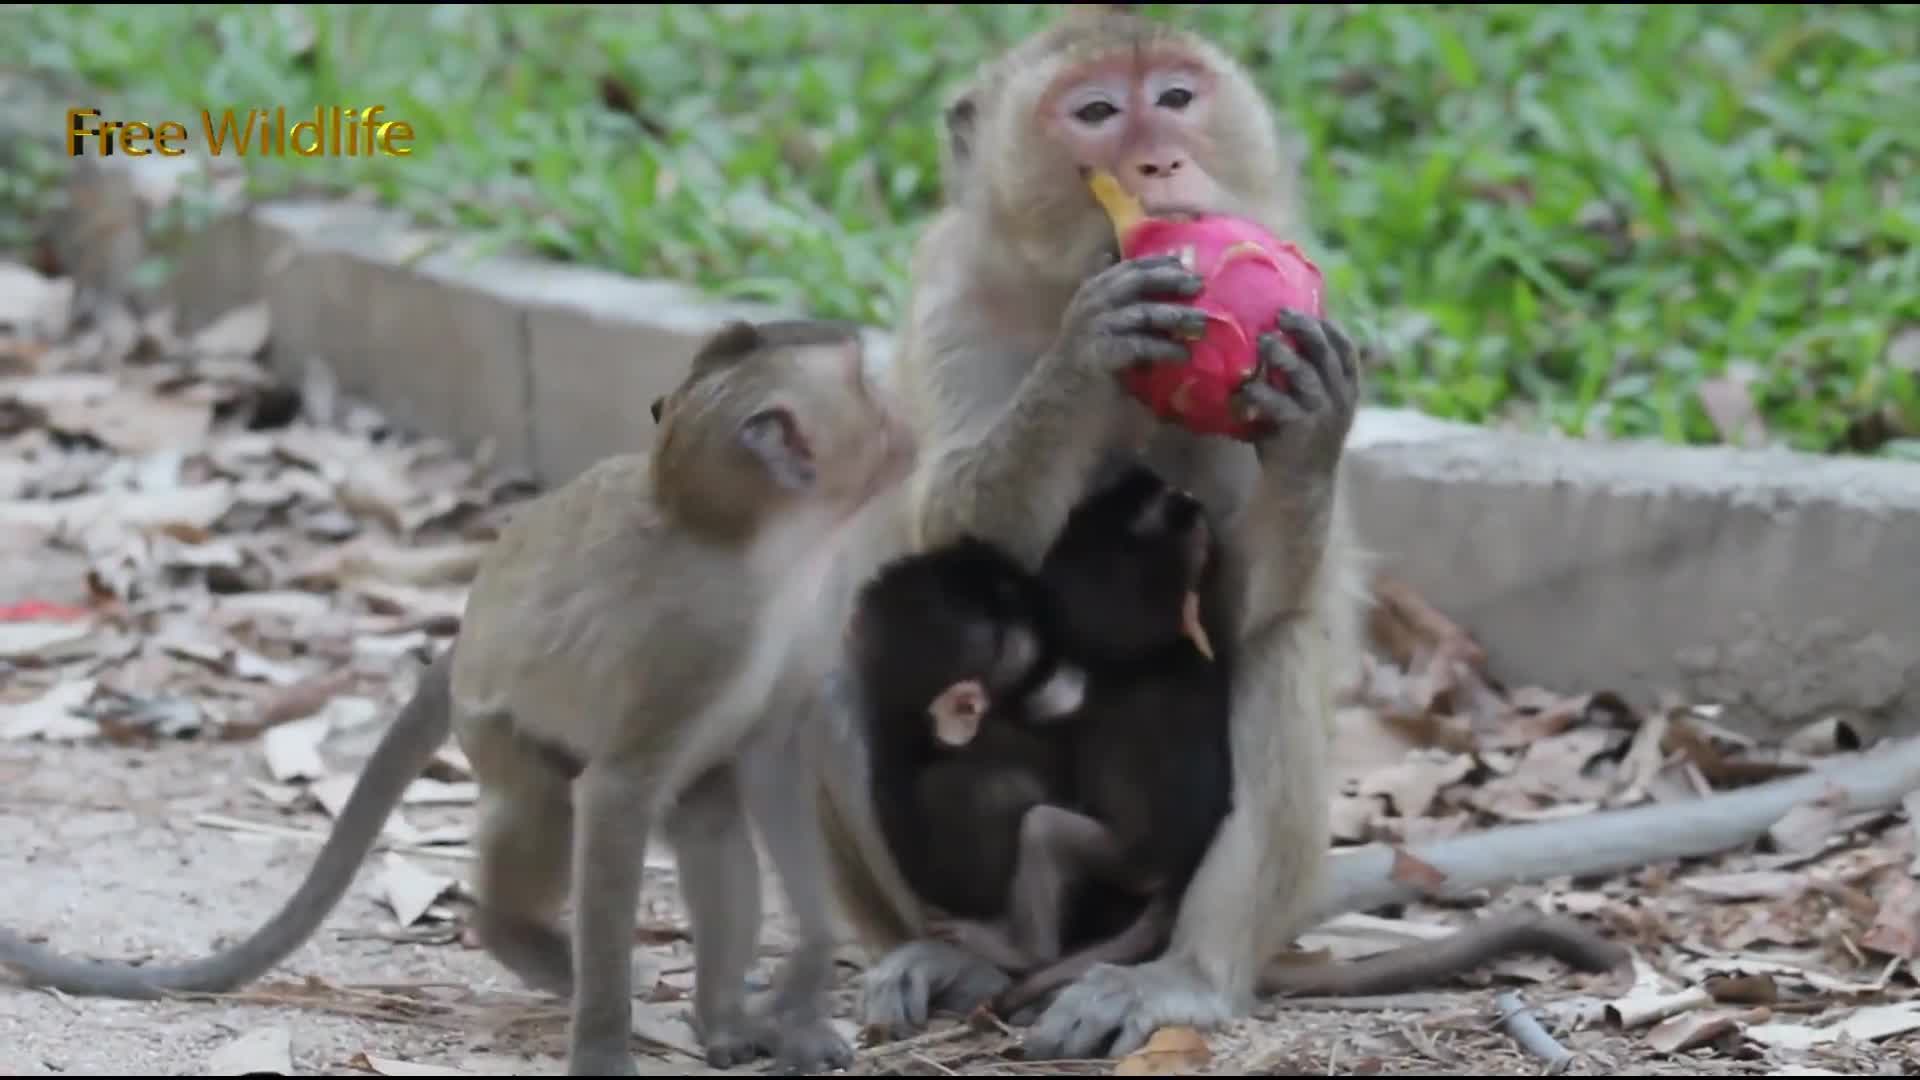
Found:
[451,454,756,757]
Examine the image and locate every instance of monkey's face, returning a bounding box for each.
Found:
[851,540,1086,744]
[993,47,1251,282]
[974,18,1287,288]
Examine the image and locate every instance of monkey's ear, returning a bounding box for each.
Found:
[944,92,978,165]
[738,406,816,492]
[930,680,987,747]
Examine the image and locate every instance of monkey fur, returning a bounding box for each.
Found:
[848,532,1142,977]
[0,318,917,1078]
[975,461,1237,1020]
[804,6,1626,1060]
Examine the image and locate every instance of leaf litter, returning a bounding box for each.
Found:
[1,257,1915,1075]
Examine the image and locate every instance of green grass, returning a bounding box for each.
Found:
[5,4,1917,457]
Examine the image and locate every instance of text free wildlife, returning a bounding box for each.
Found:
[66,106,415,158]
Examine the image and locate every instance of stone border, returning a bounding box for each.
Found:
[48,166,1920,743]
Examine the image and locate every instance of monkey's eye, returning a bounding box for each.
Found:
[1073,100,1120,125]
[1157,87,1194,110]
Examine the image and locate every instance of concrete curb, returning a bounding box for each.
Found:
[57,178,1920,742]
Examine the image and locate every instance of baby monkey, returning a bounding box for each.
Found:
[986,461,1236,1018]
[848,535,1124,975]
[849,461,1234,1019]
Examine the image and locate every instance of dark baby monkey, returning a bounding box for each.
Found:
[980,461,1236,1019]
[0,319,917,1077]
[847,534,1129,979]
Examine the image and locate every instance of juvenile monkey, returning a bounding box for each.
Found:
[0,319,916,1077]
[807,6,1623,1059]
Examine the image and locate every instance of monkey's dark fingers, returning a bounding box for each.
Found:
[1098,302,1209,342]
[1257,332,1331,417]
[1096,258,1206,304]
[1104,335,1193,368]
[1232,373,1309,428]
[1276,310,1358,406]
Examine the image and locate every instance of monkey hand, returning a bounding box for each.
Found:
[1230,310,1361,476]
[1048,255,1208,386]
[1022,954,1232,1060]
[859,938,1014,1040]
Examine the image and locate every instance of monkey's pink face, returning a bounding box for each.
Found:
[1040,53,1224,218]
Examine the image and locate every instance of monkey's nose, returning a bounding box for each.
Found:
[1136,158,1185,177]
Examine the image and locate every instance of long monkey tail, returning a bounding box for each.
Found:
[0,649,456,998]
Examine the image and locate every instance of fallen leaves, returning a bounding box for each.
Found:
[1112,1025,1212,1075]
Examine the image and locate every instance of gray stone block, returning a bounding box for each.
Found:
[245,203,536,473]
[1345,413,1920,739]
[516,263,795,484]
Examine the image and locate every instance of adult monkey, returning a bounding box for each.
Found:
[812,3,1367,1060]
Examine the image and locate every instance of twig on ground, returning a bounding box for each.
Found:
[1494,990,1575,1074]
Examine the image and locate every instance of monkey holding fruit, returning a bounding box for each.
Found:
[804,6,1626,1060]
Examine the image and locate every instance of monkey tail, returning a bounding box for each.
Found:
[0,650,456,999]
[1256,908,1628,999]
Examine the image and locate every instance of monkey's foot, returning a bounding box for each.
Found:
[1022,956,1232,1060]
[767,1013,855,1075]
[859,939,1012,1040]
[471,906,573,997]
[695,1010,773,1070]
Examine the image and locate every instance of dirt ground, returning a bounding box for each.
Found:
[2,263,1917,1076]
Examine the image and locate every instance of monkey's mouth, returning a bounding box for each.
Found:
[1139,200,1206,223]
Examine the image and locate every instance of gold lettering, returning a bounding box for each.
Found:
[200,109,250,155]
[154,121,188,156]
[118,121,155,157]
[66,108,101,156]
[378,119,414,157]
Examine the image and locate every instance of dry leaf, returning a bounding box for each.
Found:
[401,778,478,805]
[347,1053,476,1077]
[0,262,75,340]
[1606,985,1713,1029]
[1356,751,1474,819]
[1113,1025,1211,1076]
[262,713,330,781]
[1643,1010,1742,1054]
[1676,870,1808,901]
[1766,788,1847,857]
[1860,876,1920,960]
[0,679,99,740]
[0,618,99,661]
[1745,1001,1920,1049]
[1328,794,1377,843]
[1296,912,1455,961]
[205,1024,294,1076]
[378,852,454,927]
